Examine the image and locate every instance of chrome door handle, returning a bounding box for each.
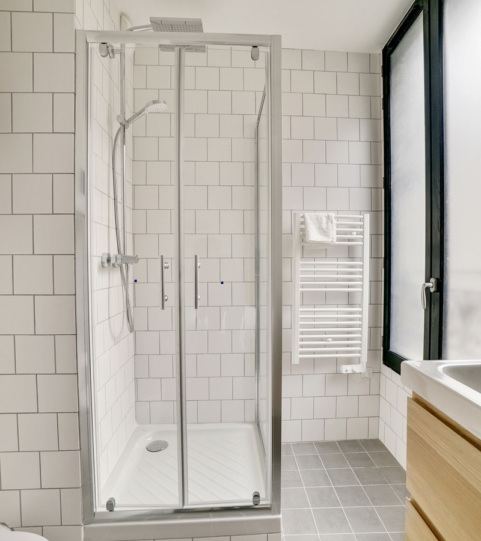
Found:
[160,255,169,310]
[421,278,438,310]
[194,255,200,309]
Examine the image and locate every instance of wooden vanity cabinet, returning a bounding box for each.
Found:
[406,394,481,540]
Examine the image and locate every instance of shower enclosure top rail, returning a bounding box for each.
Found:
[85,30,278,48]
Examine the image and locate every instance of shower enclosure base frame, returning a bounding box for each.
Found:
[84,514,281,541]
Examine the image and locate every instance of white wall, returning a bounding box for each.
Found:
[280,48,383,442]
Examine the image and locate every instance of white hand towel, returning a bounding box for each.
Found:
[303,212,336,244]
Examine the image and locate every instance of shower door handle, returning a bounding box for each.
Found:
[160,255,169,310]
[195,255,200,309]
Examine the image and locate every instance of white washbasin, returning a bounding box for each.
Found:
[402,360,481,440]
[439,363,481,394]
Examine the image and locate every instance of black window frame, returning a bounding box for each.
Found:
[382,0,445,374]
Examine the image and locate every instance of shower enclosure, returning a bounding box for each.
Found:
[75,27,281,531]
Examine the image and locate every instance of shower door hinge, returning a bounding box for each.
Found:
[252,491,260,506]
[106,497,116,512]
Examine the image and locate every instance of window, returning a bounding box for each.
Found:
[383,0,444,372]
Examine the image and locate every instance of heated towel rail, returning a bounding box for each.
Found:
[292,212,370,374]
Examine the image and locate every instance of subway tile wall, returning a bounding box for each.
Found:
[281,49,383,443]
[89,44,137,489]
[0,0,119,538]
[131,46,269,425]
[379,365,411,468]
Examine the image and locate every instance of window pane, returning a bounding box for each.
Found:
[389,14,426,360]
[443,0,481,358]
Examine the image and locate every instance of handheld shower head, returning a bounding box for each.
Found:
[120,99,168,127]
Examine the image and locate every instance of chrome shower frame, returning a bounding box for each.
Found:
[75,29,282,539]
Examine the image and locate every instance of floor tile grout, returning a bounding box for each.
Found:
[281,439,406,540]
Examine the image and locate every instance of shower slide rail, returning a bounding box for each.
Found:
[292,212,370,374]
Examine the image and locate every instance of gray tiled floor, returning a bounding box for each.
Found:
[282,439,408,541]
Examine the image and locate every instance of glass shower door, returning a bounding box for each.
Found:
[127,43,182,509]
[181,44,268,507]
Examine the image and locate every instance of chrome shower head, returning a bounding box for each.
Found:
[150,17,206,53]
[150,17,203,33]
[121,100,167,127]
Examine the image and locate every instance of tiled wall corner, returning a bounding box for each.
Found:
[379,364,411,469]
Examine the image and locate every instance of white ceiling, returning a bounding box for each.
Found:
[115,0,413,53]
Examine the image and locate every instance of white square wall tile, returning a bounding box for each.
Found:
[325,51,348,72]
[35,295,75,334]
[33,133,74,173]
[34,215,74,254]
[18,413,58,451]
[15,335,55,373]
[282,49,301,69]
[291,70,313,93]
[0,452,41,489]
[302,50,325,71]
[40,450,81,488]
[0,134,33,173]
[0,296,34,335]
[12,93,52,132]
[38,374,78,413]
[12,174,52,213]
[0,53,32,92]
[348,53,370,73]
[34,53,74,92]
[21,489,61,527]
[12,12,52,52]
[205,90,231,115]
[303,94,326,117]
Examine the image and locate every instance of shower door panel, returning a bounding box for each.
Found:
[182,45,264,507]
[130,44,182,510]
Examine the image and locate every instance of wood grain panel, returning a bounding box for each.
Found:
[407,397,481,540]
[405,499,439,541]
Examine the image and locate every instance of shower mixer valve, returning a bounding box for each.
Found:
[101,252,139,268]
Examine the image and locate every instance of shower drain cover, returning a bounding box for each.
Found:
[146,440,169,452]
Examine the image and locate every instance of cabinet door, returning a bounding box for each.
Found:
[405,500,438,541]
[407,398,481,540]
